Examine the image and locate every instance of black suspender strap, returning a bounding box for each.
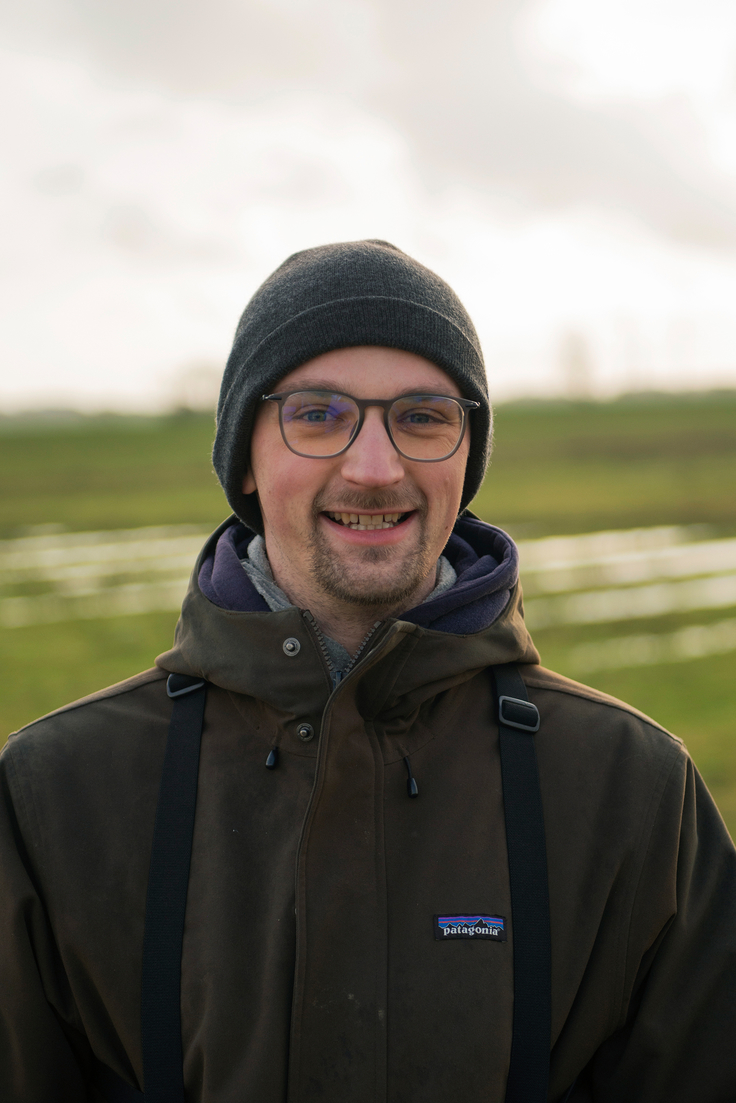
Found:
[492,664,551,1103]
[91,673,206,1103]
[140,672,206,1103]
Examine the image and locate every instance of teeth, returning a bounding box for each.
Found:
[327,510,407,530]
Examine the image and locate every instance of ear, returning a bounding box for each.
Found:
[242,470,257,495]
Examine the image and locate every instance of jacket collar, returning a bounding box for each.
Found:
[156,515,539,717]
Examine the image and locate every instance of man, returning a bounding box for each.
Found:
[1,240,735,1103]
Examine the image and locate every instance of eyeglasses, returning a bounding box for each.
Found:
[262,390,479,462]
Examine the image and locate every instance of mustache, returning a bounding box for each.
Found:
[313,489,427,516]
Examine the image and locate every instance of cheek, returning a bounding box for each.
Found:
[254,453,325,532]
[427,456,467,510]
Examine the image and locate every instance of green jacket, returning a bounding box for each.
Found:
[1,522,735,1101]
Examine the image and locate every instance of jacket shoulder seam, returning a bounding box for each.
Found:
[8,668,168,739]
[519,667,679,742]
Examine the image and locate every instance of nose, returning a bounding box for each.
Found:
[338,406,405,487]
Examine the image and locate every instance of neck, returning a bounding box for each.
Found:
[295,596,420,655]
[267,561,438,655]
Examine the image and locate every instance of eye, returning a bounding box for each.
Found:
[284,396,356,434]
[395,405,452,428]
[287,401,338,422]
[403,409,441,425]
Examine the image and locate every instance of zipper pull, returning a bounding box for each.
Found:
[404,756,419,798]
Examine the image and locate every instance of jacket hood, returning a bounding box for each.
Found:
[156,515,539,718]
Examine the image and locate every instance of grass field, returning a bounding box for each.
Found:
[2,392,735,836]
[473,391,736,536]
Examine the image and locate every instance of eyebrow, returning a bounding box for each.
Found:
[273,379,462,399]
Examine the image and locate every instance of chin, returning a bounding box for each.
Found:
[313,557,432,609]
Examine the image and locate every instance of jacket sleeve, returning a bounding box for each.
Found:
[0,741,92,1102]
[577,754,736,1102]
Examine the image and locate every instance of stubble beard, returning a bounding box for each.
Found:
[308,491,437,611]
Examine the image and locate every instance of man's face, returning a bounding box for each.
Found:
[242,346,471,613]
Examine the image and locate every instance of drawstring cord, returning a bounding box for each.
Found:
[267,744,417,799]
[404,756,419,798]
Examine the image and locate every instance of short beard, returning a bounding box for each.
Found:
[308,490,436,610]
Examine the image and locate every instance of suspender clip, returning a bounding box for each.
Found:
[498,695,540,733]
[166,674,206,698]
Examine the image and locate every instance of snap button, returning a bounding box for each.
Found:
[297,723,315,742]
[283,637,301,657]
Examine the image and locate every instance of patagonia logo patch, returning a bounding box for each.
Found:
[434,914,507,941]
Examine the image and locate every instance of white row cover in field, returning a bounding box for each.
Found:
[1,525,736,671]
[517,525,736,669]
[0,525,210,628]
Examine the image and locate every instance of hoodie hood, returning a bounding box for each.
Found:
[197,515,518,635]
[157,515,539,717]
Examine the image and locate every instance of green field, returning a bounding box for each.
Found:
[2,392,735,835]
[473,391,736,537]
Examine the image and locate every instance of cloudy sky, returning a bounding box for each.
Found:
[2,0,736,411]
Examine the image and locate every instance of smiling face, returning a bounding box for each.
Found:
[242,346,471,620]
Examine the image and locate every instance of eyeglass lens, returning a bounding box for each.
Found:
[280,391,465,460]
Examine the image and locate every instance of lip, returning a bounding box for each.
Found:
[320,510,417,545]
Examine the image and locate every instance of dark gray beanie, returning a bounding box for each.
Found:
[213,239,491,533]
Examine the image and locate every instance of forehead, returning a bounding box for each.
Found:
[273,346,463,398]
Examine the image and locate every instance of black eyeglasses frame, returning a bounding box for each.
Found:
[261,390,480,462]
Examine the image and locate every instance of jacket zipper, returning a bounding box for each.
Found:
[291,613,397,1094]
[301,610,384,687]
[345,620,384,675]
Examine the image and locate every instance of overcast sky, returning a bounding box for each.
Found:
[2,0,736,411]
